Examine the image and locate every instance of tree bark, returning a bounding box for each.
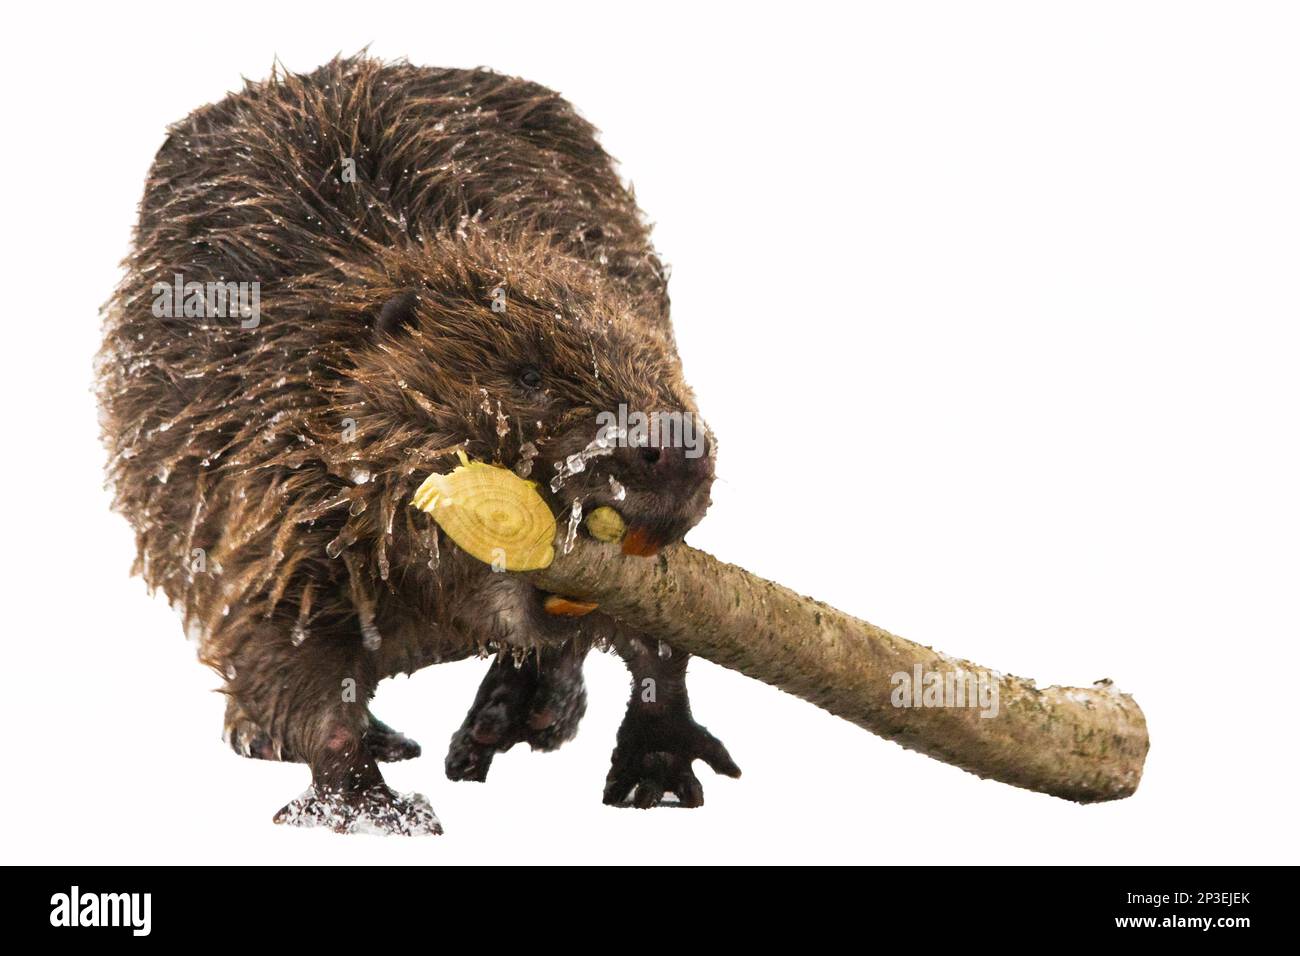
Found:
[531,538,1149,803]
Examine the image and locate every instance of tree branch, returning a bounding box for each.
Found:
[532,538,1149,803]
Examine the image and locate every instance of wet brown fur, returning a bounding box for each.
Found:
[98,55,736,827]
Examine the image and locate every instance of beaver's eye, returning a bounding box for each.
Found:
[519,366,543,389]
[374,291,419,338]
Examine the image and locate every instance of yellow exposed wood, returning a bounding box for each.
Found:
[585,506,626,543]
[411,452,556,570]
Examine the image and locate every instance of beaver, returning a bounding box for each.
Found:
[97,55,739,834]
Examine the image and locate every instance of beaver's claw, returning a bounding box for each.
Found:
[603,715,740,808]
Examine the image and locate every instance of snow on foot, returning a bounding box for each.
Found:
[274,785,443,836]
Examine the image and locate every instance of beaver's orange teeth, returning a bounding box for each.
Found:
[542,594,600,617]
[621,526,661,557]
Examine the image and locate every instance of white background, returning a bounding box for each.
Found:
[2,1,1296,865]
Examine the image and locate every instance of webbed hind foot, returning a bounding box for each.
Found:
[605,635,740,808]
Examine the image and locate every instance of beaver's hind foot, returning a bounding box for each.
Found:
[605,635,740,808]
[603,712,741,808]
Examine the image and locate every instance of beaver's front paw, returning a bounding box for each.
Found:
[519,668,588,752]
[226,709,420,764]
[445,654,587,782]
[364,717,422,762]
[603,713,741,808]
[273,784,442,836]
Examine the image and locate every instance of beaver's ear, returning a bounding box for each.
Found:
[374,291,420,338]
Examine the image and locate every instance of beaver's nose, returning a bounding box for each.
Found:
[619,433,714,480]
